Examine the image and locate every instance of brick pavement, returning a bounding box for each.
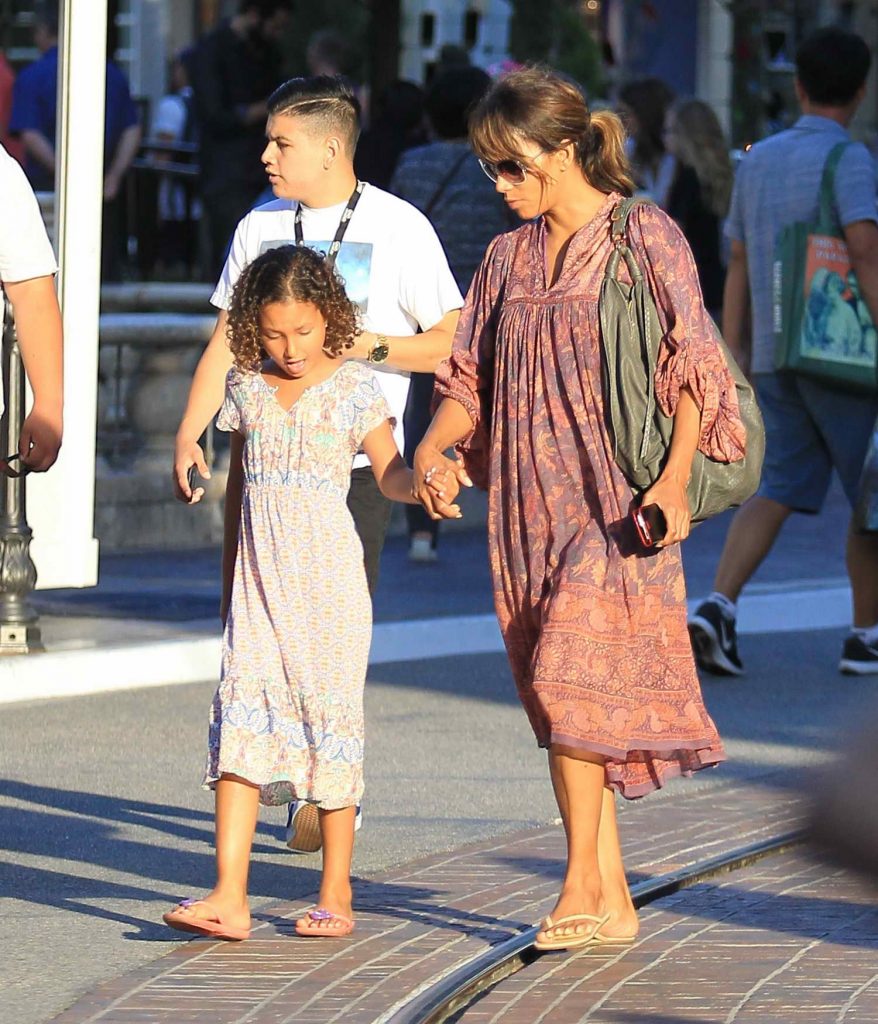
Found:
[50,778,807,1024]
[455,849,878,1024]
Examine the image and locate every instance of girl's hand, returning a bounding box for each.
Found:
[425,466,461,507]
[640,472,691,547]
[413,442,471,520]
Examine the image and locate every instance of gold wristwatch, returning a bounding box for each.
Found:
[367,334,390,364]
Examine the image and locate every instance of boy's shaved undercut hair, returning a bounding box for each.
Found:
[267,76,361,153]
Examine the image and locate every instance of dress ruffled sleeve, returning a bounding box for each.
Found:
[629,203,747,463]
[216,368,243,433]
[433,233,508,488]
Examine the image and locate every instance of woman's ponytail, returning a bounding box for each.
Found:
[469,66,635,198]
[582,111,634,197]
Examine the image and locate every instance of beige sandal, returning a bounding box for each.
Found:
[533,911,610,951]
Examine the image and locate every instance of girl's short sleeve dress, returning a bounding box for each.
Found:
[205,360,392,810]
[436,195,747,798]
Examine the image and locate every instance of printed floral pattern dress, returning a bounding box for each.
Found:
[436,195,748,798]
[204,360,392,809]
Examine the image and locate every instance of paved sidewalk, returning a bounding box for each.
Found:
[458,849,878,1024]
[51,778,807,1024]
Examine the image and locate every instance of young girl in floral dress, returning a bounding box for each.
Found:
[163,245,445,940]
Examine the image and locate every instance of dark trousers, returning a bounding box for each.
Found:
[403,372,439,545]
[101,194,125,282]
[347,466,392,596]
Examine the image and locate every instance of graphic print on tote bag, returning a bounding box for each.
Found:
[259,238,373,312]
[801,235,877,368]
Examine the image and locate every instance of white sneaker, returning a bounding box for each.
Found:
[408,537,437,563]
[285,801,363,854]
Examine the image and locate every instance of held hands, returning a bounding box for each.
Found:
[641,471,691,547]
[173,437,211,504]
[412,442,472,520]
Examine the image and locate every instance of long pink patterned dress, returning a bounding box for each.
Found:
[435,195,747,798]
[204,360,392,810]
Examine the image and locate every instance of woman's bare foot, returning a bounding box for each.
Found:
[596,879,638,939]
[295,883,354,936]
[597,904,639,939]
[535,883,605,944]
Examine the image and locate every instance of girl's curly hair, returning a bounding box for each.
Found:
[226,244,359,371]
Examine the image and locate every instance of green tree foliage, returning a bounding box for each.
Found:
[509,0,605,96]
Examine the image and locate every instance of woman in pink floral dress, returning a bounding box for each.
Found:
[414,68,747,951]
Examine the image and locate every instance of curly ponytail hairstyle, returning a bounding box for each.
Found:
[468,65,634,197]
[226,244,359,371]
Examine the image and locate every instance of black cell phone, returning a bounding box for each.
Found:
[187,465,198,493]
[632,503,667,548]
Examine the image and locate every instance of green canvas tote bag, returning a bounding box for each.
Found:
[773,141,878,394]
[599,197,765,523]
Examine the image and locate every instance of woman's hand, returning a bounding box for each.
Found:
[413,441,472,520]
[641,471,691,547]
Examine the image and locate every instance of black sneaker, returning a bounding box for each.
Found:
[688,599,744,676]
[839,633,878,675]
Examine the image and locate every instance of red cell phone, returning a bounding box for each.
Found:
[632,503,667,548]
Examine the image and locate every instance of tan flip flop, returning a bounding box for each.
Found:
[534,911,610,952]
[162,898,250,941]
[587,929,637,949]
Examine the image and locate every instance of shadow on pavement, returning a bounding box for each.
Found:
[0,778,528,942]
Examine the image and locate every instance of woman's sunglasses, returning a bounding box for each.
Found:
[478,157,530,185]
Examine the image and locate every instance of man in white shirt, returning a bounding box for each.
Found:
[0,143,63,471]
[172,76,464,853]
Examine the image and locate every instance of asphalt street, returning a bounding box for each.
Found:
[1,481,873,1024]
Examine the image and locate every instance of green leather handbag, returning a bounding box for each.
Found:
[599,197,765,523]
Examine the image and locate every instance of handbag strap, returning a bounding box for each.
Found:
[423,148,471,218]
[817,141,851,231]
[603,195,660,463]
[605,195,654,282]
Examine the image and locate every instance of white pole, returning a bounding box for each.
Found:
[696,0,733,140]
[27,0,104,589]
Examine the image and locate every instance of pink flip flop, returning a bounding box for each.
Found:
[162,898,250,941]
[294,906,355,938]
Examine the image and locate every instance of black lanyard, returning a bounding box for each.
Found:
[294,181,365,268]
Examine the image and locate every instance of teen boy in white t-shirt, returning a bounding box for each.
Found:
[173,77,465,863]
[174,77,463,584]
[0,142,63,470]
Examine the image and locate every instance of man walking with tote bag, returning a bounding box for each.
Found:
[689,27,878,677]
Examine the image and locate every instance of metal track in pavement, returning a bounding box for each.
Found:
[380,828,807,1024]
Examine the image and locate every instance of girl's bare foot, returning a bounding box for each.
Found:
[295,883,354,936]
[163,889,251,938]
[170,890,250,927]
